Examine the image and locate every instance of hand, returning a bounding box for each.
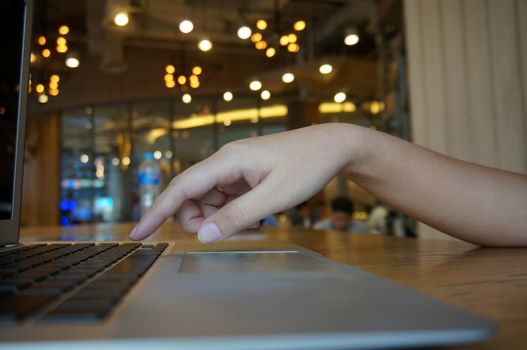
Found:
[129,123,358,243]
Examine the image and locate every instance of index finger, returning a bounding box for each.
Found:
[129,154,236,240]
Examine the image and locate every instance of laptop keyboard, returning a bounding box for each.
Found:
[0,242,168,323]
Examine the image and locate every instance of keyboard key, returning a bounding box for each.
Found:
[0,294,55,322]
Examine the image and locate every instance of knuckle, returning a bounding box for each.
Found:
[223,202,248,231]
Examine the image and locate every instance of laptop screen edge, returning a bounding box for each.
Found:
[0,0,34,246]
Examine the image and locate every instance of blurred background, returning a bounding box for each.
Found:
[21,0,527,239]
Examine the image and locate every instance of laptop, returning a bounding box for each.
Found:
[0,0,496,348]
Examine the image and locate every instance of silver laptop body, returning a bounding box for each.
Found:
[0,1,496,348]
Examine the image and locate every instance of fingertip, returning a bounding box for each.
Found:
[129,223,145,241]
[197,222,223,243]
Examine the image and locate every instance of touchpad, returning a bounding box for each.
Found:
[179,251,333,273]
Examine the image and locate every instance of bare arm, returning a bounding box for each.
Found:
[343,126,527,246]
[130,123,527,246]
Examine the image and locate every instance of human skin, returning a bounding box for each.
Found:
[129,123,527,246]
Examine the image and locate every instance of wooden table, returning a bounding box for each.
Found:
[20,222,527,350]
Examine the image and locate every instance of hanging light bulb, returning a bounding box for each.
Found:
[294,20,306,31]
[237,26,252,40]
[255,40,267,50]
[198,39,212,52]
[250,33,262,43]
[265,47,276,58]
[38,36,46,46]
[58,25,69,35]
[179,20,194,34]
[165,64,175,74]
[38,94,49,104]
[256,19,268,30]
[192,66,202,75]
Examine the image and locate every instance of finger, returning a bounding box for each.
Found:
[199,187,228,219]
[197,176,283,243]
[130,155,237,240]
[176,200,204,233]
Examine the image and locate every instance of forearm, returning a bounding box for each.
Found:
[341,124,527,246]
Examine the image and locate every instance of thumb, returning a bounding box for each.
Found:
[197,179,280,243]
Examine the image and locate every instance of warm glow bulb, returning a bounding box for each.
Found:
[166,80,176,88]
[281,72,295,83]
[190,80,200,88]
[279,35,289,46]
[58,25,69,35]
[42,49,51,58]
[50,74,60,83]
[223,91,233,101]
[319,64,333,75]
[288,33,297,43]
[177,75,187,85]
[192,66,202,75]
[294,20,306,31]
[164,73,174,82]
[334,92,346,103]
[179,20,194,34]
[35,84,44,94]
[265,47,276,58]
[114,11,129,27]
[255,40,267,50]
[198,39,212,52]
[56,45,68,53]
[287,43,300,53]
[38,94,49,104]
[256,19,268,30]
[249,80,262,91]
[165,64,175,74]
[57,37,67,46]
[30,52,37,63]
[237,26,252,40]
[344,33,359,46]
[38,36,46,46]
[182,93,192,104]
[250,33,262,43]
[260,90,271,100]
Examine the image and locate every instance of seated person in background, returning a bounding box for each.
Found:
[314,197,369,233]
[289,201,320,228]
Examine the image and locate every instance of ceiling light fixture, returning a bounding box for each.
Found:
[198,39,212,52]
[282,72,295,83]
[223,91,233,101]
[260,90,271,100]
[334,92,346,103]
[237,26,252,40]
[344,28,359,46]
[182,93,192,104]
[65,52,80,68]
[319,64,333,75]
[179,20,194,34]
[114,11,129,27]
[249,80,262,91]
